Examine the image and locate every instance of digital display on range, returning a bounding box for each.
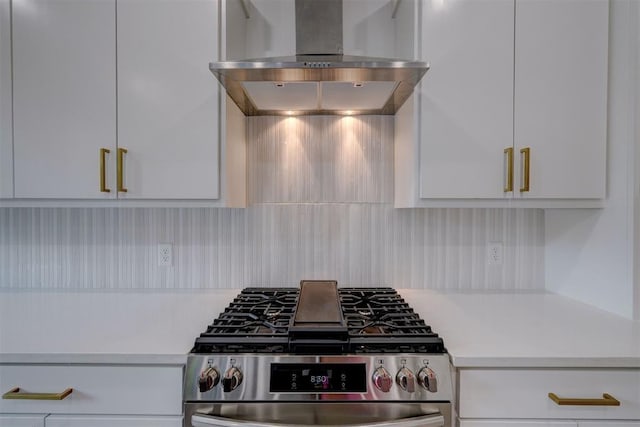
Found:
[270,363,367,393]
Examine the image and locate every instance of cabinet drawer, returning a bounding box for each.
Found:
[459,421,576,427]
[0,414,46,427]
[459,368,640,420]
[579,423,640,426]
[0,365,182,416]
[45,415,182,427]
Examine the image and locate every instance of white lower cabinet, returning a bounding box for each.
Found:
[0,364,183,425]
[457,368,640,426]
[0,415,46,427]
[580,424,640,426]
[460,423,640,427]
[459,422,576,427]
[44,415,182,427]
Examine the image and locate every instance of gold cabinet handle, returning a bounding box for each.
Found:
[519,147,530,193]
[548,392,620,406]
[504,147,514,192]
[3,387,73,401]
[117,147,128,193]
[99,148,111,193]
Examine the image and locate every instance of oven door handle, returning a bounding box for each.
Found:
[191,413,445,427]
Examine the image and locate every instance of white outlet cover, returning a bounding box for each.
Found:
[487,242,503,265]
[158,243,173,267]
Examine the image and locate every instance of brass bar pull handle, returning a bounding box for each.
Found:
[548,392,620,406]
[504,147,514,192]
[3,387,73,401]
[519,147,530,193]
[117,147,128,193]
[99,148,111,193]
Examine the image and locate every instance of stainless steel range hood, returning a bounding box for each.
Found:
[210,0,428,116]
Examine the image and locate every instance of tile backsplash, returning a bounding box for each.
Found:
[0,116,544,290]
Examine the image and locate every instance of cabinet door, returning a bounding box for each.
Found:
[420,0,514,199]
[514,0,608,199]
[45,415,182,427]
[459,368,640,420]
[579,423,640,426]
[117,0,220,199]
[0,365,182,416]
[0,0,12,198]
[460,422,576,427]
[0,415,46,427]
[12,0,117,199]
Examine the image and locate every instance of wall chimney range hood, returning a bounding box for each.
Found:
[209,0,429,116]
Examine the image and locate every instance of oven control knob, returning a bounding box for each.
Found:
[222,366,243,392]
[372,367,393,392]
[198,367,220,393]
[417,367,438,393]
[396,367,416,393]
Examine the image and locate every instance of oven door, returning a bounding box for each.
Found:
[185,403,451,427]
[192,414,444,427]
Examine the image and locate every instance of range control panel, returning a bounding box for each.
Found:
[270,363,368,393]
[184,354,453,402]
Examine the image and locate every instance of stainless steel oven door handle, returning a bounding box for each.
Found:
[191,414,445,427]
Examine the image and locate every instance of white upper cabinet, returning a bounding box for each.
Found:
[396,0,609,207]
[117,0,221,199]
[419,0,515,199]
[0,0,12,199]
[8,0,245,205]
[12,0,117,199]
[514,0,608,199]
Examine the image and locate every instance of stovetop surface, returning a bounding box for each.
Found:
[191,287,446,354]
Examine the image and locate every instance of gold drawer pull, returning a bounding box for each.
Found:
[2,387,73,400]
[548,392,620,406]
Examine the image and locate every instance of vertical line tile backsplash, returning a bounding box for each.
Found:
[0,116,544,291]
[248,116,393,203]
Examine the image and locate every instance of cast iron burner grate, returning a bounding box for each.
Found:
[191,286,445,354]
[191,288,297,353]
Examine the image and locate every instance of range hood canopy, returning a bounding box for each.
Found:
[209,0,429,116]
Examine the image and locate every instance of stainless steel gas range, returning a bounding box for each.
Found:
[184,281,453,427]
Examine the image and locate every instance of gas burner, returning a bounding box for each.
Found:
[265,310,282,319]
[190,285,446,354]
[214,312,288,334]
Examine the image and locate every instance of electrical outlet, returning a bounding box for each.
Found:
[158,243,172,267]
[487,242,503,265]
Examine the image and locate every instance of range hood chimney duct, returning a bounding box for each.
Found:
[295,0,343,55]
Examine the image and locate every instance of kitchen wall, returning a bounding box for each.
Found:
[0,116,544,291]
[545,0,640,320]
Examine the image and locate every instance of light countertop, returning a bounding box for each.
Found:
[401,290,640,368]
[0,290,239,364]
[1,289,639,368]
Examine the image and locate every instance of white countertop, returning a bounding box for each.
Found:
[401,290,640,368]
[0,290,238,364]
[1,289,639,368]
